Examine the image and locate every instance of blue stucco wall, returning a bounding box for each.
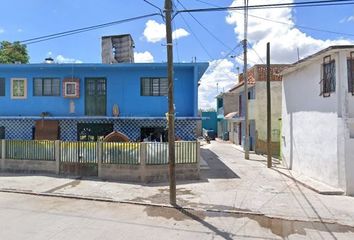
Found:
[202,111,217,132]
[0,63,208,117]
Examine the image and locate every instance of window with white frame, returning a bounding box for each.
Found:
[63,78,80,98]
[320,55,336,97]
[64,82,78,97]
[11,78,27,99]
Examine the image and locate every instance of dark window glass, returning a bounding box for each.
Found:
[0,78,5,96]
[87,79,95,96]
[97,79,106,96]
[0,126,4,139]
[141,77,168,96]
[321,58,336,97]
[33,78,60,96]
[66,83,76,95]
[348,59,354,94]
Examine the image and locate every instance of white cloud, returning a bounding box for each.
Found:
[0,28,4,34]
[134,51,154,63]
[17,28,23,33]
[143,20,190,43]
[226,0,353,64]
[55,55,82,64]
[172,28,190,39]
[198,59,238,110]
[340,16,354,23]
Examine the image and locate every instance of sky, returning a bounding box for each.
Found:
[0,0,353,109]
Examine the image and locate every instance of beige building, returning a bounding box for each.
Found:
[221,64,289,157]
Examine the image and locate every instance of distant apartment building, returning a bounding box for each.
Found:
[220,64,289,156]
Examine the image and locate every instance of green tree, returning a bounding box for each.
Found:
[0,41,29,64]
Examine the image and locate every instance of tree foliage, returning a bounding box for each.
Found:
[0,41,29,64]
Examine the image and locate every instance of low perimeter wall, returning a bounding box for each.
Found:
[0,140,200,183]
[99,163,199,183]
[0,159,57,174]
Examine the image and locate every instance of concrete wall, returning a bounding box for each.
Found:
[99,163,199,183]
[0,159,57,174]
[345,138,354,195]
[223,92,238,116]
[282,54,341,188]
[254,81,282,156]
[0,140,200,183]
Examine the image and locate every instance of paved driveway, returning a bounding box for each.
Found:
[0,140,353,237]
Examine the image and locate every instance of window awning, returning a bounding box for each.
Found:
[225,112,238,119]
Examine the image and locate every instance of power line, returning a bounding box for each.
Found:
[193,0,354,38]
[194,0,220,8]
[20,13,161,45]
[176,0,354,14]
[177,7,213,59]
[176,0,234,52]
[238,10,354,38]
[172,2,181,62]
[203,42,244,74]
[248,42,265,64]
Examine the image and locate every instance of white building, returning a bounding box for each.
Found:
[281,45,354,195]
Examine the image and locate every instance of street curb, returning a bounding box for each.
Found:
[0,188,264,216]
[270,167,345,196]
[0,188,352,228]
[230,144,344,195]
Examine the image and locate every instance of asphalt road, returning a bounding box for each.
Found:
[0,192,353,240]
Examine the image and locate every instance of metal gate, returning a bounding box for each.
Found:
[60,141,98,177]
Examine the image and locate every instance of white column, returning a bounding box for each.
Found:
[55,140,61,175]
[97,142,103,178]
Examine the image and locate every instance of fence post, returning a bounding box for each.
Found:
[140,142,147,182]
[97,142,103,178]
[196,141,200,176]
[1,139,5,160]
[1,140,5,171]
[55,140,61,175]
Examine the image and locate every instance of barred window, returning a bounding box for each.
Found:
[34,78,60,96]
[141,77,168,96]
[0,78,4,96]
[320,55,336,97]
[348,52,354,95]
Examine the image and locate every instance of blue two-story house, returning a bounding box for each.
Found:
[0,62,208,141]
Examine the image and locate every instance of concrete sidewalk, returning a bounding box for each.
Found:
[0,140,353,228]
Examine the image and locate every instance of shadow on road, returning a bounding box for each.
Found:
[200,148,240,180]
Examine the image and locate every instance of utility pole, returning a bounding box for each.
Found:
[243,0,250,160]
[164,0,176,205]
[266,42,272,168]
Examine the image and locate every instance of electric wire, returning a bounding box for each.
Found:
[194,0,354,38]
[176,0,354,14]
[172,2,181,62]
[177,7,213,59]
[247,42,265,64]
[20,13,161,45]
[176,0,235,52]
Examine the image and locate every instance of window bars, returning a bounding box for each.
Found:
[348,51,354,96]
[320,55,336,97]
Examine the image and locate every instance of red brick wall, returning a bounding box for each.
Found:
[238,65,288,83]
